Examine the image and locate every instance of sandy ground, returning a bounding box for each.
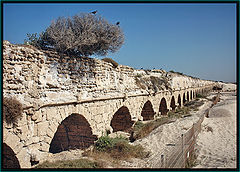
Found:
[121,88,237,168]
[121,96,213,168]
[194,92,237,168]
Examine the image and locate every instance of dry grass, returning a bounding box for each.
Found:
[135,77,147,89]
[102,58,118,68]
[3,97,23,126]
[132,117,170,141]
[35,158,103,168]
[82,135,149,167]
[206,126,213,132]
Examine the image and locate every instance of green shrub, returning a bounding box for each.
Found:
[196,93,206,98]
[95,135,127,152]
[92,135,148,160]
[102,58,118,68]
[3,97,23,126]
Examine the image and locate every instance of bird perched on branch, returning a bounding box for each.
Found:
[91,10,97,14]
[116,22,120,25]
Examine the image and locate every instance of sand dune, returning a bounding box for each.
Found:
[194,92,237,168]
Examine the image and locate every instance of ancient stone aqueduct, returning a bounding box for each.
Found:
[3,41,215,168]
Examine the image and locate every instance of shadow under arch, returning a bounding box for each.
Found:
[141,100,155,121]
[178,94,181,107]
[2,143,20,169]
[159,97,168,115]
[110,106,134,132]
[187,91,190,102]
[49,113,97,154]
[170,96,176,111]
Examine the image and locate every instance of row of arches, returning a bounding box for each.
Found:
[3,88,211,168]
[49,90,201,153]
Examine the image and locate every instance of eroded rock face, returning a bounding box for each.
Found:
[2,41,216,168]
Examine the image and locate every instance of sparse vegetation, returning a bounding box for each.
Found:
[135,77,147,89]
[196,93,206,99]
[35,158,103,168]
[102,58,118,68]
[3,97,23,127]
[206,126,213,132]
[169,70,183,75]
[83,135,149,167]
[185,151,198,168]
[132,117,170,141]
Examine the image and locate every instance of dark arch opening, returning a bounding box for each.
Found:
[2,143,20,169]
[187,92,190,102]
[170,96,176,111]
[141,101,155,121]
[49,114,97,154]
[178,94,181,107]
[190,91,193,100]
[159,98,168,115]
[111,106,134,132]
[183,93,186,104]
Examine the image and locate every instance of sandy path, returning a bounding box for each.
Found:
[121,95,214,168]
[194,92,237,168]
[121,92,237,168]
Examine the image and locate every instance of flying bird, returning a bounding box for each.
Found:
[116,22,120,25]
[91,10,97,14]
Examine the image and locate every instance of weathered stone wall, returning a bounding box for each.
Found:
[2,41,215,168]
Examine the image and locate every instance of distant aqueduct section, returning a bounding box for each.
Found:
[3,41,214,168]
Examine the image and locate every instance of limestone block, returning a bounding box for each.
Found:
[32,137,40,144]
[31,111,39,121]
[94,115,103,124]
[16,147,31,168]
[46,128,55,138]
[16,113,28,127]
[41,108,47,121]
[28,143,41,152]
[39,142,50,152]
[7,84,19,90]
[13,142,24,155]
[4,132,20,151]
[39,136,44,142]
[46,108,57,121]
[58,108,66,121]
[3,128,9,142]
[37,121,49,136]
[44,136,52,144]
[33,123,38,136]
[18,125,29,141]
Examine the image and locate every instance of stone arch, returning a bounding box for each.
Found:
[170,96,176,111]
[159,97,168,115]
[2,143,20,169]
[178,94,181,107]
[110,106,133,132]
[141,100,155,121]
[183,93,186,104]
[187,91,190,102]
[49,113,97,154]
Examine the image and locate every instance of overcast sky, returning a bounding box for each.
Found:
[3,3,237,83]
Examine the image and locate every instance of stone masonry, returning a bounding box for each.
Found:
[2,41,215,168]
